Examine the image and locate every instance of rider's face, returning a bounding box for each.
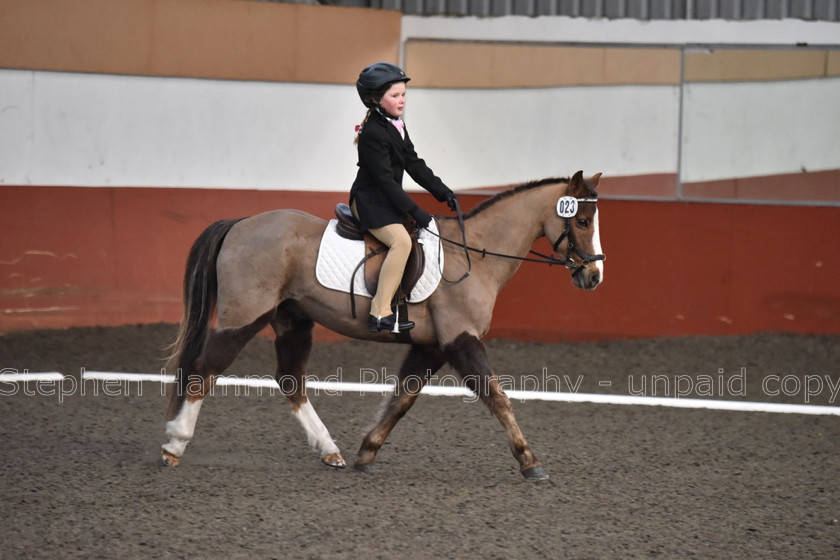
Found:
[379,82,406,118]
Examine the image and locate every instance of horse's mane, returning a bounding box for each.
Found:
[463,177,570,219]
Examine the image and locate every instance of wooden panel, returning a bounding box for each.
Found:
[828,51,840,76]
[685,49,830,82]
[149,0,299,81]
[0,0,400,84]
[406,41,681,88]
[296,5,402,84]
[0,0,153,76]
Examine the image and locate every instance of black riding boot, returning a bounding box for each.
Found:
[368,313,415,333]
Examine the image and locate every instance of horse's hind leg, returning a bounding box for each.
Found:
[272,303,345,468]
[354,344,447,473]
[161,315,271,467]
[445,333,548,481]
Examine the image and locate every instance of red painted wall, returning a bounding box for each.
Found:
[2,186,839,340]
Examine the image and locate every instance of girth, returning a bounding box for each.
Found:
[334,203,425,312]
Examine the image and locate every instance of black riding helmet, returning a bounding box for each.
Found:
[356,62,410,108]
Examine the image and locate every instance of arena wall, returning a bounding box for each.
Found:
[3,184,839,341]
[1,0,839,340]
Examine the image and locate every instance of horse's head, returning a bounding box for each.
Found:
[544,171,605,291]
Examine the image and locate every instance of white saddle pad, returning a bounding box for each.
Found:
[315,219,443,302]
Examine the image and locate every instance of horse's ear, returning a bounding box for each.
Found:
[589,172,602,192]
[569,170,585,196]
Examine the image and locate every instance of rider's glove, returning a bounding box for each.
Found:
[409,206,432,229]
[444,191,458,212]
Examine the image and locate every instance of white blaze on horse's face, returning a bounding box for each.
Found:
[591,207,604,281]
[554,189,604,291]
[568,202,604,291]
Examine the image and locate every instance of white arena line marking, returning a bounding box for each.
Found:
[0,372,64,382]
[80,372,840,416]
[307,380,393,393]
[503,390,840,416]
[84,372,176,383]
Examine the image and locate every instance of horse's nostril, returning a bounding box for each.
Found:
[590,274,601,287]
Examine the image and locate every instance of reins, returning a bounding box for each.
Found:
[426,196,605,283]
[436,196,472,284]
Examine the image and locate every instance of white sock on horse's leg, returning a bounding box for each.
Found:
[291,399,342,460]
[162,399,204,458]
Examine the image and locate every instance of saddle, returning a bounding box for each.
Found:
[334,203,425,301]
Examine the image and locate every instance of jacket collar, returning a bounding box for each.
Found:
[373,108,406,142]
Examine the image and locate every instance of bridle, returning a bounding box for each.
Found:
[548,196,605,276]
[426,195,606,284]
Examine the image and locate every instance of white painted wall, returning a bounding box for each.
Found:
[0,69,679,190]
[681,77,840,182]
[405,85,680,189]
[0,70,363,189]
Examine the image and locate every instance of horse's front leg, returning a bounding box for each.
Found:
[445,332,548,481]
[354,344,446,473]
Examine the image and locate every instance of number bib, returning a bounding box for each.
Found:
[556,196,579,218]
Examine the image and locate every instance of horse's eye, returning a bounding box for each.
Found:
[576,219,589,228]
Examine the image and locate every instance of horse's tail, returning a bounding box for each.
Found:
[165,218,244,418]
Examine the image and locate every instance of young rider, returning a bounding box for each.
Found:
[350,62,458,333]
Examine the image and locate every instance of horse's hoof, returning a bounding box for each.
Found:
[321,453,346,469]
[353,462,377,474]
[160,449,180,468]
[522,466,549,481]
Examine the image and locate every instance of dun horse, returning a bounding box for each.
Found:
[161,171,605,480]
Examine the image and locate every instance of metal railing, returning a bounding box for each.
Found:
[257,0,839,21]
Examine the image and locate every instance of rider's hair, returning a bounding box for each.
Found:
[354,81,398,145]
[354,109,371,145]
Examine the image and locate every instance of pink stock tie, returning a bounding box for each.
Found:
[391,118,404,137]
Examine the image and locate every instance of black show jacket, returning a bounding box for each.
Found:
[349,109,451,230]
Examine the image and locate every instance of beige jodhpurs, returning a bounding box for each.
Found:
[351,202,412,318]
